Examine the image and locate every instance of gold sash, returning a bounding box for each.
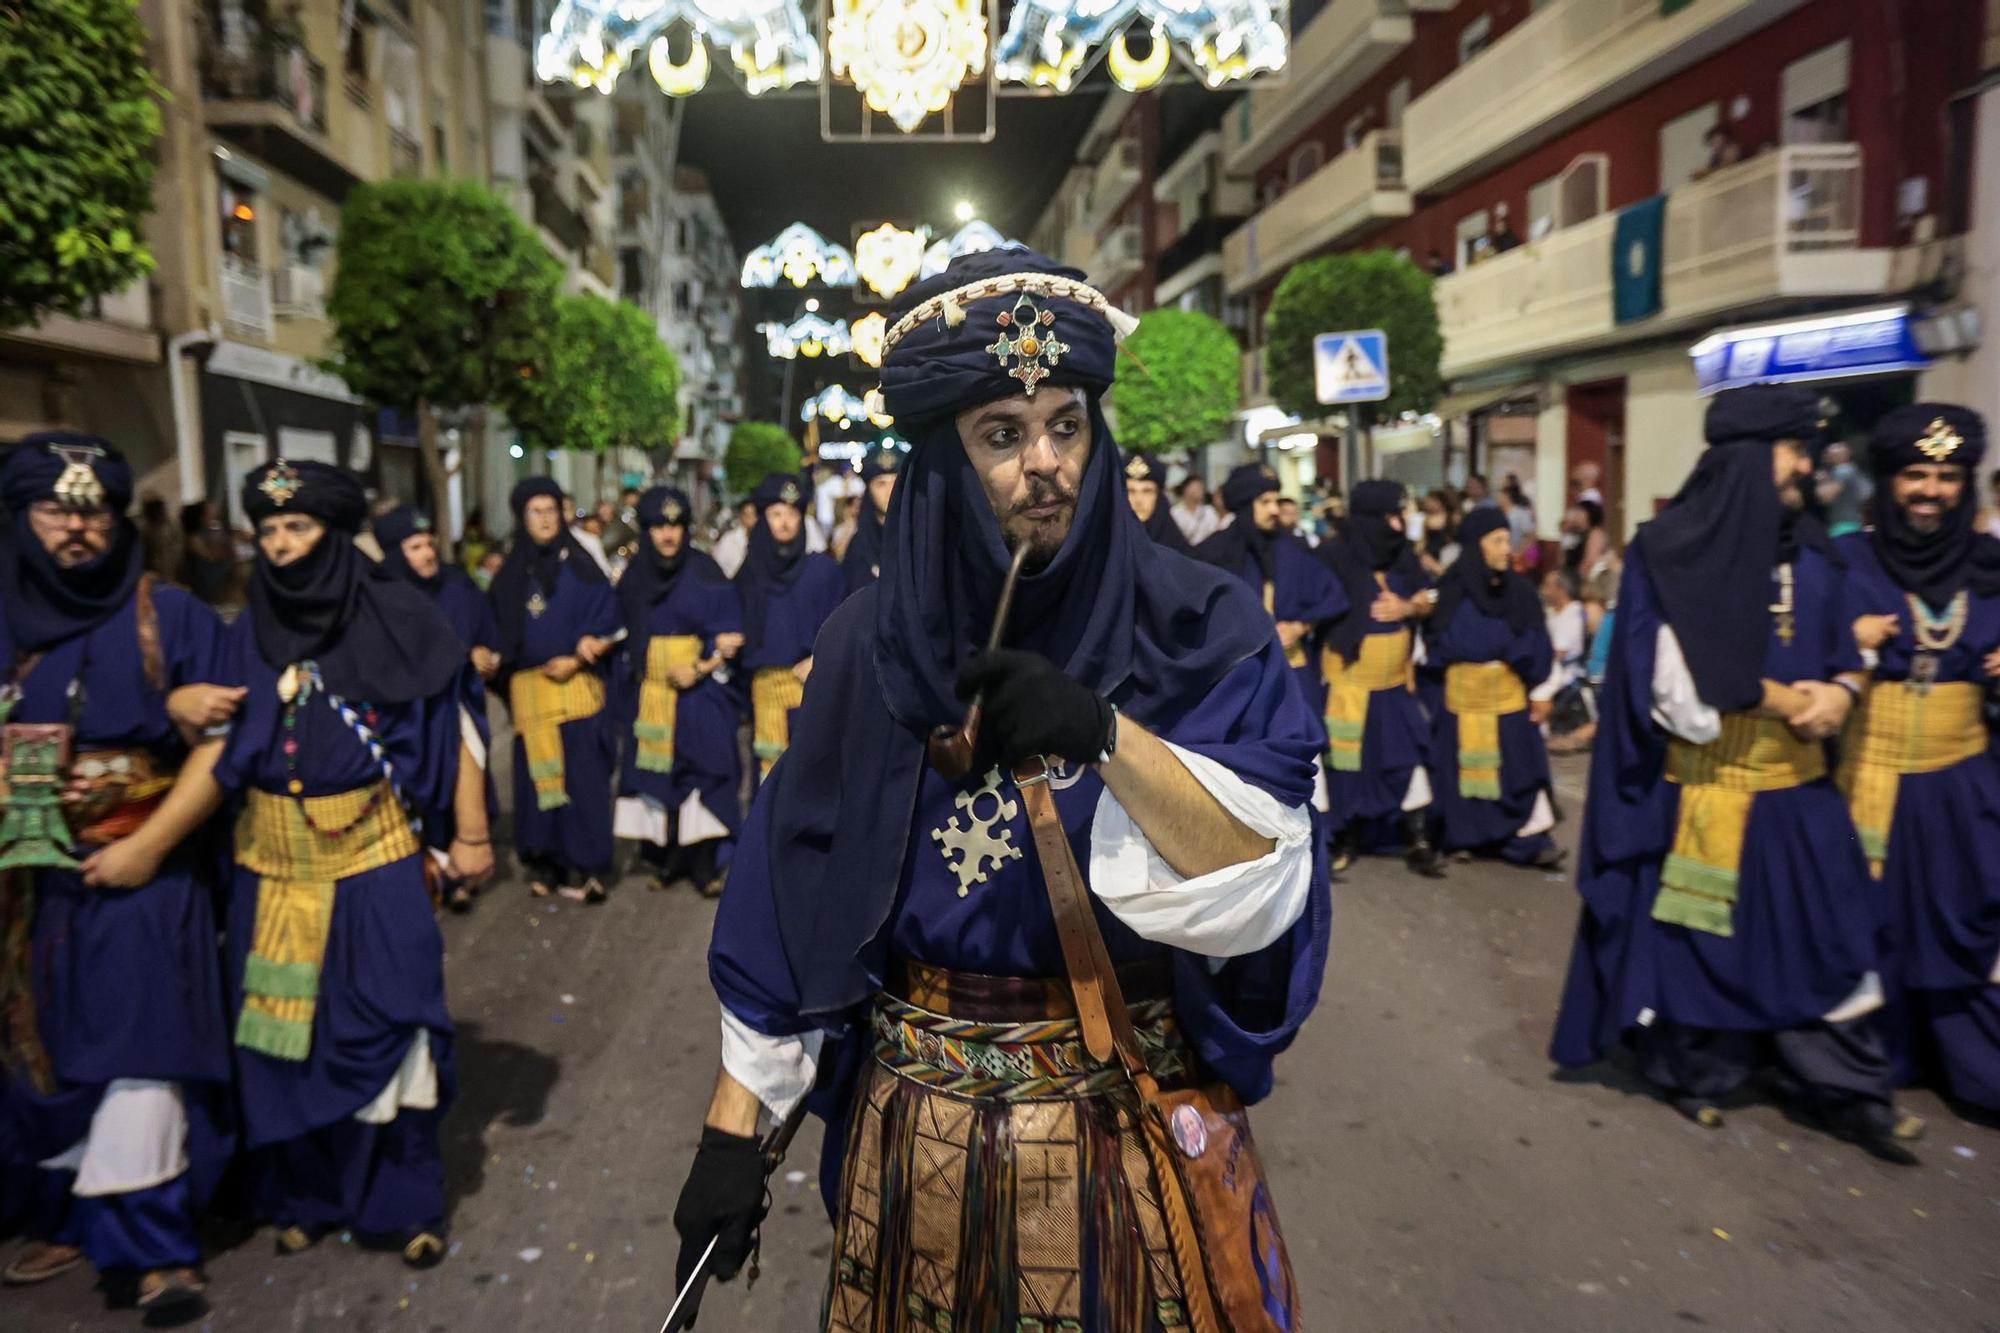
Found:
[1445,662,1528,800]
[1837,681,1985,877]
[752,666,805,777]
[1321,631,1414,773]
[509,668,606,810]
[634,635,704,774]
[1656,715,1824,937]
[234,786,419,1060]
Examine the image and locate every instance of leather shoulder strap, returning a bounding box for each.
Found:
[134,573,167,694]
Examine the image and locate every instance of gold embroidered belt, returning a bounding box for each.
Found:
[634,635,703,774]
[233,785,419,1061]
[1323,630,1414,772]
[509,668,606,811]
[1446,662,1528,801]
[1656,715,1824,937]
[1838,681,1985,877]
[751,666,804,777]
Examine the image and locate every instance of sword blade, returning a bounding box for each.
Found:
[658,1235,719,1333]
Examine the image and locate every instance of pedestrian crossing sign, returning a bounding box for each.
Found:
[1313,329,1390,405]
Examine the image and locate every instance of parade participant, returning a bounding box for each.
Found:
[1318,478,1443,877]
[374,505,500,911]
[734,473,843,781]
[487,479,620,903]
[838,445,903,593]
[1170,473,1219,545]
[674,250,1326,1331]
[1122,451,1191,552]
[613,487,745,898]
[1838,405,2000,1115]
[1425,506,1563,868]
[711,499,758,579]
[0,434,236,1312]
[1550,386,1916,1163]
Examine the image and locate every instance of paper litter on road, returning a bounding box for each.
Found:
[519,1247,543,1262]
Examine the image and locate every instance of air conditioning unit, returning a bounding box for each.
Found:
[272,262,325,315]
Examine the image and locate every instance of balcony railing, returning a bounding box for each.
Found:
[1434,144,1887,379]
[1093,223,1145,293]
[1223,0,1415,176]
[390,127,422,178]
[272,262,326,320]
[220,254,274,340]
[201,28,328,136]
[1403,0,1809,195]
[1223,130,1409,295]
[1080,139,1144,237]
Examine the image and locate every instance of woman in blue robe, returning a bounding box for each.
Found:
[1124,452,1193,554]
[838,446,902,593]
[207,459,492,1264]
[487,479,622,902]
[0,434,231,1310]
[735,473,845,783]
[1424,507,1562,868]
[1551,387,1916,1164]
[613,487,744,897]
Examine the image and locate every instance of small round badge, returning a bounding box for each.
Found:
[1170,1104,1208,1159]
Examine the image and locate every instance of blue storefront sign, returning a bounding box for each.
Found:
[1690,306,1932,396]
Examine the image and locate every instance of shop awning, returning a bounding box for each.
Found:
[1434,380,1541,421]
[1690,305,1932,396]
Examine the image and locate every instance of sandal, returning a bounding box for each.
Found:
[402,1231,447,1269]
[529,880,554,899]
[2,1241,84,1285]
[274,1224,321,1255]
[582,877,607,905]
[699,869,728,900]
[447,882,476,913]
[136,1266,207,1310]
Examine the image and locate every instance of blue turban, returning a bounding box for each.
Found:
[1123,453,1169,488]
[861,446,904,483]
[1,431,135,515]
[0,432,141,650]
[1705,384,1822,447]
[752,472,807,512]
[1219,462,1279,514]
[638,486,694,528]
[242,458,367,531]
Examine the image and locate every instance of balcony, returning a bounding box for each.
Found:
[1223,130,1409,295]
[272,262,326,320]
[220,255,274,341]
[1079,139,1144,236]
[1092,224,1145,294]
[201,24,362,200]
[1,280,159,363]
[1221,0,1422,177]
[390,126,422,178]
[1434,145,1891,379]
[1403,0,1811,196]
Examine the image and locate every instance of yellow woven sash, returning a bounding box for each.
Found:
[634,635,704,774]
[233,786,419,1061]
[1264,580,1306,668]
[1446,661,1528,800]
[508,668,606,810]
[1837,681,1985,878]
[1321,631,1414,773]
[1656,715,1824,937]
[751,666,805,777]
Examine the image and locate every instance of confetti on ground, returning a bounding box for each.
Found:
[1848,1187,1863,1198]
[1711,1228,1731,1241]
[562,993,576,1004]
[785,1170,808,1184]
[1913,1208,1928,1218]
[586,1251,596,1263]
[1954,1146,1977,1159]
[567,1242,578,1252]
[1776,1142,1791,1153]
[399,1298,410,1310]
[519,1247,543,1263]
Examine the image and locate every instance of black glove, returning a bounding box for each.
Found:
[955,649,1113,768]
[672,1127,769,1322]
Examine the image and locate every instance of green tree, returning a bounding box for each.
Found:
[1108,308,1240,456]
[510,293,682,465]
[1,0,164,328]
[324,180,561,545]
[1264,250,1442,424]
[723,422,802,495]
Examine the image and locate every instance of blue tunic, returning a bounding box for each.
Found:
[739,554,846,672]
[1551,541,1879,1068]
[617,569,745,838]
[1215,540,1348,741]
[427,567,500,849]
[1328,566,1433,833]
[494,561,622,876]
[1425,603,1556,860]
[211,617,468,1148]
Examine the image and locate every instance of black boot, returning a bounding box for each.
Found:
[689,839,726,898]
[641,839,689,891]
[1328,825,1358,877]
[1402,810,1445,878]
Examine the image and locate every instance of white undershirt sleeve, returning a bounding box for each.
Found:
[719,1007,823,1122]
[1651,624,1723,744]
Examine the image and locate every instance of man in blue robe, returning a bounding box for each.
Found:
[838,446,902,593]
[487,479,621,903]
[0,434,235,1313]
[734,473,844,783]
[612,487,744,898]
[1317,479,1443,876]
[669,250,1329,1330]
[1123,452,1191,553]
[1837,405,2000,1116]
[1551,385,1919,1164]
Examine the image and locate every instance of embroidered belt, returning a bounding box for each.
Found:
[751,666,804,776]
[1322,630,1414,772]
[1656,715,1824,938]
[634,635,703,774]
[233,785,420,1061]
[1838,681,1985,877]
[872,991,1189,1103]
[509,668,606,810]
[1446,662,1528,801]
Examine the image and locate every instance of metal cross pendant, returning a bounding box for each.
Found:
[1910,651,1939,696]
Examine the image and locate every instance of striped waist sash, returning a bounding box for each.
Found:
[1322,630,1414,772]
[1445,661,1528,800]
[751,666,804,776]
[634,635,703,774]
[509,668,606,810]
[1838,681,1985,876]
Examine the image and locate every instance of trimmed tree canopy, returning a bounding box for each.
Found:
[1108,308,1240,456]
[723,422,802,495]
[1265,250,1442,424]
[1,0,163,328]
[511,293,683,454]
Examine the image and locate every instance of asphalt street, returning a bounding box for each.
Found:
[10,755,2000,1332]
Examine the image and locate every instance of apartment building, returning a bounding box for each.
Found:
[1028,92,1160,313]
[656,168,744,514]
[1216,0,1989,535]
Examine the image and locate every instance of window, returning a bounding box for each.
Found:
[1783,41,1850,144]
[1287,140,1323,187]
[219,175,261,262]
[1385,78,1410,130]
[1342,113,1368,152]
[1458,14,1492,66]
[1527,174,1560,242]
[1659,101,1720,192]
[672,282,691,315]
[1454,209,1489,269]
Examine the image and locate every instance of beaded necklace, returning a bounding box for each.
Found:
[1769,564,1795,646]
[279,661,417,838]
[1906,590,1969,694]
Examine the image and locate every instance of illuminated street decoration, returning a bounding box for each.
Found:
[827,0,988,133]
[920,219,1020,278]
[993,0,1287,93]
[536,0,822,98]
[851,311,889,368]
[759,314,853,359]
[742,223,859,288]
[802,384,894,428]
[855,223,928,300]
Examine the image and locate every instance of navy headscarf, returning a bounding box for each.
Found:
[842,447,903,592]
[242,460,461,704]
[738,472,812,662]
[1433,506,1541,635]
[1319,478,1424,659]
[619,486,724,669]
[1864,404,2000,608]
[1123,452,1190,553]
[1193,462,1280,577]
[489,477,608,670]
[372,504,441,591]
[0,432,143,652]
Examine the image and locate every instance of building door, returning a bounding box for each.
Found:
[1566,380,1626,541]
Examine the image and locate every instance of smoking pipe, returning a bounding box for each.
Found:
[926,542,1031,780]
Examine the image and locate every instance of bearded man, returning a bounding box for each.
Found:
[839,446,904,593]
[668,250,1327,1331]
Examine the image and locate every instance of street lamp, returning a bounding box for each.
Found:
[953,199,975,223]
